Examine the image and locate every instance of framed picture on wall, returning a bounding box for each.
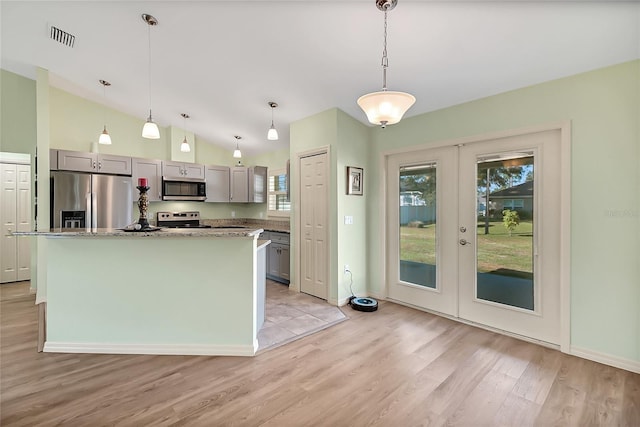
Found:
[347,166,363,196]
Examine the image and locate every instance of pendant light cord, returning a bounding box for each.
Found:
[183,114,188,143]
[147,23,153,118]
[102,83,107,128]
[381,8,389,91]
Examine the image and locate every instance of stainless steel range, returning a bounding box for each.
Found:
[156,211,212,228]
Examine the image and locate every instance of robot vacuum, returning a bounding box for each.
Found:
[349,296,378,312]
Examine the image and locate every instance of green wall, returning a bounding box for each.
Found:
[49,86,170,160]
[289,108,370,303]
[335,110,369,303]
[0,69,36,153]
[367,60,640,363]
[290,109,338,297]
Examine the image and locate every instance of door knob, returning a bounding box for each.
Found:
[459,239,470,246]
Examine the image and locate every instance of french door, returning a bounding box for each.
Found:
[386,129,564,345]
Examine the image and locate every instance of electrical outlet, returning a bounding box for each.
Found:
[231,211,236,218]
[344,264,350,274]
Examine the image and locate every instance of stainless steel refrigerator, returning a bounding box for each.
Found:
[50,171,133,230]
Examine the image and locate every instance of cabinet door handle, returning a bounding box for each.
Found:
[98,161,102,170]
[93,161,97,169]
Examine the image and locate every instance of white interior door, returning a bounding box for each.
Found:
[300,152,328,300]
[386,128,564,345]
[386,146,458,316]
[16,164,31,281]
[1,163,18,283]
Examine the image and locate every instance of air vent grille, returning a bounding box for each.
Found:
[49,25,75,48]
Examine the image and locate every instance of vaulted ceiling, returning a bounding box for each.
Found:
[2,1,638,156]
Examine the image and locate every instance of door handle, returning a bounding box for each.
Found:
[459,239,470,246]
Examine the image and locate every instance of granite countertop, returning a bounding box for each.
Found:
[203,219,289,234]
[14,227,264,238]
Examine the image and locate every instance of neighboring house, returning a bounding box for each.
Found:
[489,180,534,218]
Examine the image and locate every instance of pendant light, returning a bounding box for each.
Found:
[141,13,160,139]
[98,79,112,145]
[357,0,415,128]
[233,135,242,159]
[180,113,191,152]
[267,101,279,141]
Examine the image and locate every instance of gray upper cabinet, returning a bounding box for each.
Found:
[230,167,248,203]
[57,150,131,176]
[99,154,132,175]
[230,166,267,204]
[132,158,162,201]
[57,150,95,173]
[248,166,267,203]
[162,161,205,179]
[49,149,58,170]
[205,165,230,202]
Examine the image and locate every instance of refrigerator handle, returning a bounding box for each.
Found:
[90,191,97,230]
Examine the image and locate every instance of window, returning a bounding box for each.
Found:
[268,167,290,216]
[503,199,524,210]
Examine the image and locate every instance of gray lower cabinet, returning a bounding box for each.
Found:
[266,232,290,284]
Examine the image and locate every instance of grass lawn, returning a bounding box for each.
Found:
[400,221,533,275]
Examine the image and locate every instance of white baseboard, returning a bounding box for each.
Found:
[367,290,386,300]
[570,346,640,374]
[43,341,257,357]
[337,296,350,306]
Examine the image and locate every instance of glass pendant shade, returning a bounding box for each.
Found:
[357,90,416,126]
[98,126,112,145]
[357,0,415,127]
[142,115,160,139]
[233,148,242,158]
[180,137,191,152]
[267,102,279,140]
[267,125,279,141]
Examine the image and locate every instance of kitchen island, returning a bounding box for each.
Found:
[18,227,269,357]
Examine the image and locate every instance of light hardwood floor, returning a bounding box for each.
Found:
[1,281,638,426]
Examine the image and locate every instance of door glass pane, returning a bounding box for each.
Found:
[399,163,437,288]
[476,152,534,310]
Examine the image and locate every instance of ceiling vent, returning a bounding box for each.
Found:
[49,25,75,48]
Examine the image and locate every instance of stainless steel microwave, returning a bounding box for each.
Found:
[161,177,206,201]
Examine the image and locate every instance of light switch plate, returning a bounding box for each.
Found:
[344,215,353,225]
